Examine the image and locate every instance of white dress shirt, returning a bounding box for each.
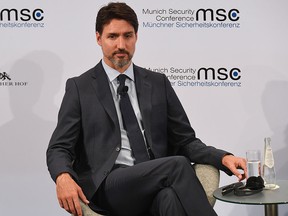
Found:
[102,60,146,166]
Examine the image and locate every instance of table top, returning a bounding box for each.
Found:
[213,180,288,205]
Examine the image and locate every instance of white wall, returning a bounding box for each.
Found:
[1,0,287,215]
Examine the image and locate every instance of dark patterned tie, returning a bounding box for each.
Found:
[117,74,150,163]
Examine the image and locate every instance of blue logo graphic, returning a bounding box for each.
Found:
[231,12,238,18]
[232,70,239,78]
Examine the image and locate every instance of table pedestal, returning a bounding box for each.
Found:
[264,204,278,216]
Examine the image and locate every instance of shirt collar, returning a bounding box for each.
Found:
[101,60,134,82]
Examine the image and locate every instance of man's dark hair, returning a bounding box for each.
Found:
[96,2,139,35]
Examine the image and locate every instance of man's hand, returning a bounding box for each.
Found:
[222,155,247,181]
[56,173,89,216]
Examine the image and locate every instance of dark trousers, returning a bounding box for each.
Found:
[95,156,217,216]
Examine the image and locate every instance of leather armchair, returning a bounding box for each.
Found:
[72,164,220,216]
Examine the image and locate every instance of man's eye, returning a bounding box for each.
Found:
[108,35,116,39]
[125,34,132,38]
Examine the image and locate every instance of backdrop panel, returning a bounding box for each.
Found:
[1,0,287,215]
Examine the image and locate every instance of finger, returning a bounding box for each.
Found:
[74,198,83,216]
[62,199,71,213]
[228,164,243,180]
[236,171,243,180]
[237,159,248,179]
[67,199,76,215]
[242,161,248,179]
[240,173,246,181]
[58,198,64,208]
[78,187,89,205]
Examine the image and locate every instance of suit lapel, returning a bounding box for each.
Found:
[90,62,119,127]
[90,63,153,146]
[134,65,153,147]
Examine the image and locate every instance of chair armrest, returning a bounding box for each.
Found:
[193,164,220,207]
[71,201,104,216]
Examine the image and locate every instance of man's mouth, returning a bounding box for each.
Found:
[113,50,129,58]
[115,53,127,58]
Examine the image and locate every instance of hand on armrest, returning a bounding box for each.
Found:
[56,173,89,216]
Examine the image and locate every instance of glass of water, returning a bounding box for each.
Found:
[246,150,261,178]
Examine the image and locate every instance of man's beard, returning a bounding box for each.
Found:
[108,49,133,68]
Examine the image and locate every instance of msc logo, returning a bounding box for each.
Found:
[196,9,239,22]
[197,68,241,81]
[0,8,44,22]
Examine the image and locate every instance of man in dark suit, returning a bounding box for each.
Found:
[47,2,247,216]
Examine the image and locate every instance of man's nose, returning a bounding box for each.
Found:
[117,36,126,49]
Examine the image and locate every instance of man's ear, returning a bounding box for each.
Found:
[96,32,102,46]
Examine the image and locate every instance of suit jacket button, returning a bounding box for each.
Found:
[116,147,121,152]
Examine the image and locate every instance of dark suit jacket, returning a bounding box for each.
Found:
[47,61,230,200]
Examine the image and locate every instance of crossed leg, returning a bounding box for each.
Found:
[97,156,217,216]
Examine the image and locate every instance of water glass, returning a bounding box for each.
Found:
[246,150,261,178]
